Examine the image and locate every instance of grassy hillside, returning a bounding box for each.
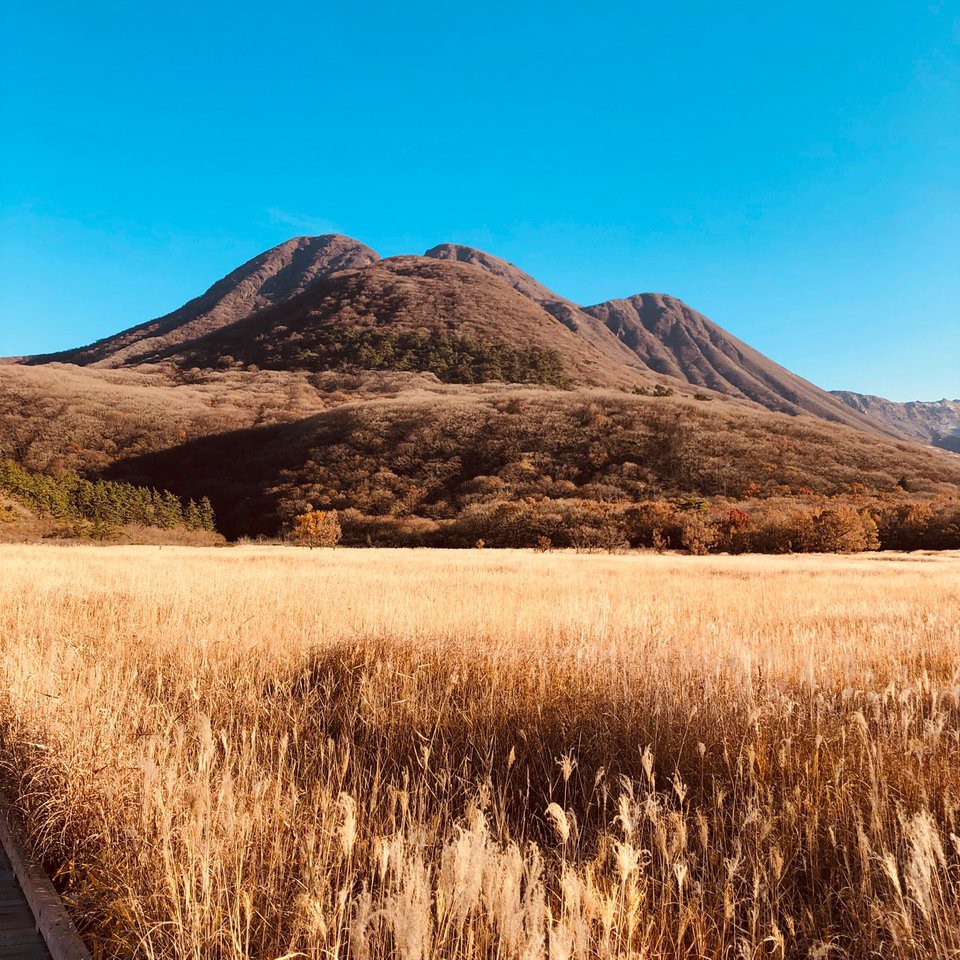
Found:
[4,363,957,552]
[0,362,527,474]
[0,362,359,473]
[105,389,960,548]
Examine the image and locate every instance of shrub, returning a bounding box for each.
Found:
[289,509,342,548]
[714,508,752,553]
[339,510,440,547]
[568,502,628,553]
[449,500,567,549]
[749,510,816,554]
[808,507,879,554]
[678,512,717,556]
[622,500,679,550]
[534,536,553,553]
[875,502,934,551]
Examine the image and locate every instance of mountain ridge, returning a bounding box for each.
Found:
[27,234,380,368]
[11,234,950,446]
[833,391,960,452]
[423,242,889,434]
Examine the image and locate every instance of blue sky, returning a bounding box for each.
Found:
[1,1,957,401]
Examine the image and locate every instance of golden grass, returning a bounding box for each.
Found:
[1,544,959,959]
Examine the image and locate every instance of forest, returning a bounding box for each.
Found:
[0,458,216,536]
[187,326,569,387]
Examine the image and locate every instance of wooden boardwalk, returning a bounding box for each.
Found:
[0,799,91,960]
[0,842,52,960]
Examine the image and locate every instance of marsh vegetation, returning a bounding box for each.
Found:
[1,546,958,958]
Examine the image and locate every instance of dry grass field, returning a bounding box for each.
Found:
[1,545,959,959]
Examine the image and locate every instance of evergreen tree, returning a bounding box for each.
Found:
[0,458,214,533]
[198,497,216,532]
[185,500,202,531]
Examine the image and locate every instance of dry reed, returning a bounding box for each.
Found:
[1,544,959,959]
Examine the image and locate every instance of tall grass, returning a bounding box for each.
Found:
[1,545,959,959]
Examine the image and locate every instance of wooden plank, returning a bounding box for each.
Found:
[0,795,90,960]
[0,844,51,960]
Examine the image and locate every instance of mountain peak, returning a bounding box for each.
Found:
[28,234,380,368]
[582,293,886,431]
[279,233,371,249]
[16,234,908,439]
[424,243,564,305]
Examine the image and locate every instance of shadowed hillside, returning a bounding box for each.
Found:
[104,388,960,543]
[0,361,457,473]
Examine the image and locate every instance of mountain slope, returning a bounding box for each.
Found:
[424,243,887,434]
[27,235,380,368]
[130,256,642,387]
[14,234,921,440]
[104,387,960,541]
[424,243,658,376]
[833,392,960,452]
[0,361,327,473]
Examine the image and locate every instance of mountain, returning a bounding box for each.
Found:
[833,392,960,453]
[125,255,641,388]
[424,243,883,434]
[5,232,959,547]
[23,235,888,435]
[27,235,380,368]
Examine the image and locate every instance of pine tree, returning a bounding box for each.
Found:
[185,500,202,531]
[198,497,216,532]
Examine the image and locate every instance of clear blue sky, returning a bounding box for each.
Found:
[1,1,957,401]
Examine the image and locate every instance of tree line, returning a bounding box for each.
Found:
[304,495,960,553]
[212,326,569,387]
[0,459,215,533]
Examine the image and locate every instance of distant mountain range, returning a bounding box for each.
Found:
[3,234,957,543]
[832,392,960,453]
